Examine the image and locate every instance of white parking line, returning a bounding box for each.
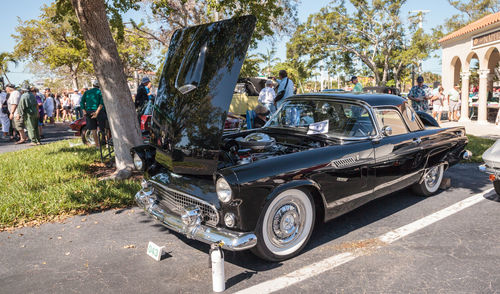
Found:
[235,189,493,294]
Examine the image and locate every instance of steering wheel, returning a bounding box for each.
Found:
[351,123,371,137]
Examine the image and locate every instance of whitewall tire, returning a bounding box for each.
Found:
[252,188,315,261]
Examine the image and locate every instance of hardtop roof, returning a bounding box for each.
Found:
[290,92,406,107]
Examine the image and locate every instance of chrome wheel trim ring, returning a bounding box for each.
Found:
[424,165,443,193]
[262,189,313,256]
[84,129,95,145]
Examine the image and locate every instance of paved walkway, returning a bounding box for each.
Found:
[441,120,500,140]
[0,122,76,154]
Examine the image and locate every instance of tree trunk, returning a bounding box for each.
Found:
[71,71,79,90]
[71,0,143,179]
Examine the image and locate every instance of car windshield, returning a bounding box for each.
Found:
[266,100,376,138]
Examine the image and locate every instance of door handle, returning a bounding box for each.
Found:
[413,137,422,144]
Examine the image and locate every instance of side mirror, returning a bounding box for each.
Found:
[381,126,392,136]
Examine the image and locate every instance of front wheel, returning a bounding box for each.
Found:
[251,188,315,262]
[412,165,444,197]
[494,180,500,196]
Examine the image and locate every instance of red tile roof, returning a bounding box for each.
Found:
[439,12,500,43]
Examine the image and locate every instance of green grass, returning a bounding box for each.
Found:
[466,135,496,163]
[0,140,140,230]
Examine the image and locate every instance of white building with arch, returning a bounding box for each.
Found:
[439,12,500,124]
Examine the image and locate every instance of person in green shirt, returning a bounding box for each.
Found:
[19,87,41,145]
[80,80,105,147]
[351,76,363,92]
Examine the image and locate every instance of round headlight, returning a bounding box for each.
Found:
[216,177,232,203]
[133,153,144,171]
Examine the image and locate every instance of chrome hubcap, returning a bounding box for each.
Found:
[269,201,304,247]
[425,166,440,188]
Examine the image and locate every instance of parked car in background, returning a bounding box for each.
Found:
[131,15,471,262]
[363,86,401,96]
[479,139,500,195]
[322,89,344,93]
[230,77,268,115]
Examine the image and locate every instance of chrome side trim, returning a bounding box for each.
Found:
[326,170,421,209]
[135,189,257,251]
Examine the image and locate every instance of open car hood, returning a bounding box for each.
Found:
[150,15,256,175]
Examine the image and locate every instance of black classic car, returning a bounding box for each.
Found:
[131,15,470,261]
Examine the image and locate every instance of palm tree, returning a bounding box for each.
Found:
[0,52,17,84]
[257,47,280,77]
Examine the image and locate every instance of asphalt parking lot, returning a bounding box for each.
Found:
[1,163,499,294]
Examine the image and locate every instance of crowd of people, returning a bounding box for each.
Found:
[407,76,466,123]
[0,83,101,145]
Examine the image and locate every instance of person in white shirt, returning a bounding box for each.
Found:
[447,84,461,121]
[258,80,276,114]
[5,84,28,144]
[273,70,295,109]
[70,88,83,120]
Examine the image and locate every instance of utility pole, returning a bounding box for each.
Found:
[410,10,430,75]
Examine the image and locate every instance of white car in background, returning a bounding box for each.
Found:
[479,139,500,195]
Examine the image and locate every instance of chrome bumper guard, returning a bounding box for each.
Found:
[478,164,500,176]
[135,188,257,251]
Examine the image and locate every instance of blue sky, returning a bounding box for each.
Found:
[0,0,461,84]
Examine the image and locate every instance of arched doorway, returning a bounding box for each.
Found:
[477,47,500,123]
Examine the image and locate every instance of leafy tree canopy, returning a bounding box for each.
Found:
[140,0,299,48]
[443,0,500,33]
[13,1,154,88]
[286,0,436,87]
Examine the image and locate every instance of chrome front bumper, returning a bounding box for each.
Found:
[135,188,257,251]
[478,164,500,176]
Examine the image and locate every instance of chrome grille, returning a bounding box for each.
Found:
[151,182,219,227]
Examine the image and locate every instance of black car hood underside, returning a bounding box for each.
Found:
[149,15,256,175]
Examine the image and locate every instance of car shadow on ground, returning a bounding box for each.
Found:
[484,190,500,202]
[138,163,492,274]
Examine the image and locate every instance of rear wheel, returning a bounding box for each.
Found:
[412,165,444,197]
[251,188,315,261]
[80,126,95,145]
[494,180,500,196]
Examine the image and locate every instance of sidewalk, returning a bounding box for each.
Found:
[0,122,75,154]
[441,120,500,140]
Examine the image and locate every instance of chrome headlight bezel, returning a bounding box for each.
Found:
[216,177,232,203]
[133,153,144,171]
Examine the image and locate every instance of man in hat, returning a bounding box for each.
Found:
[351,76,363,92]
[408,76,432,112]
[19,86,41,145]
[272,70,295,109]
[80,80,104,147]
[70,88,83,120]
[5,84,28,144]
[135,76,151,111]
